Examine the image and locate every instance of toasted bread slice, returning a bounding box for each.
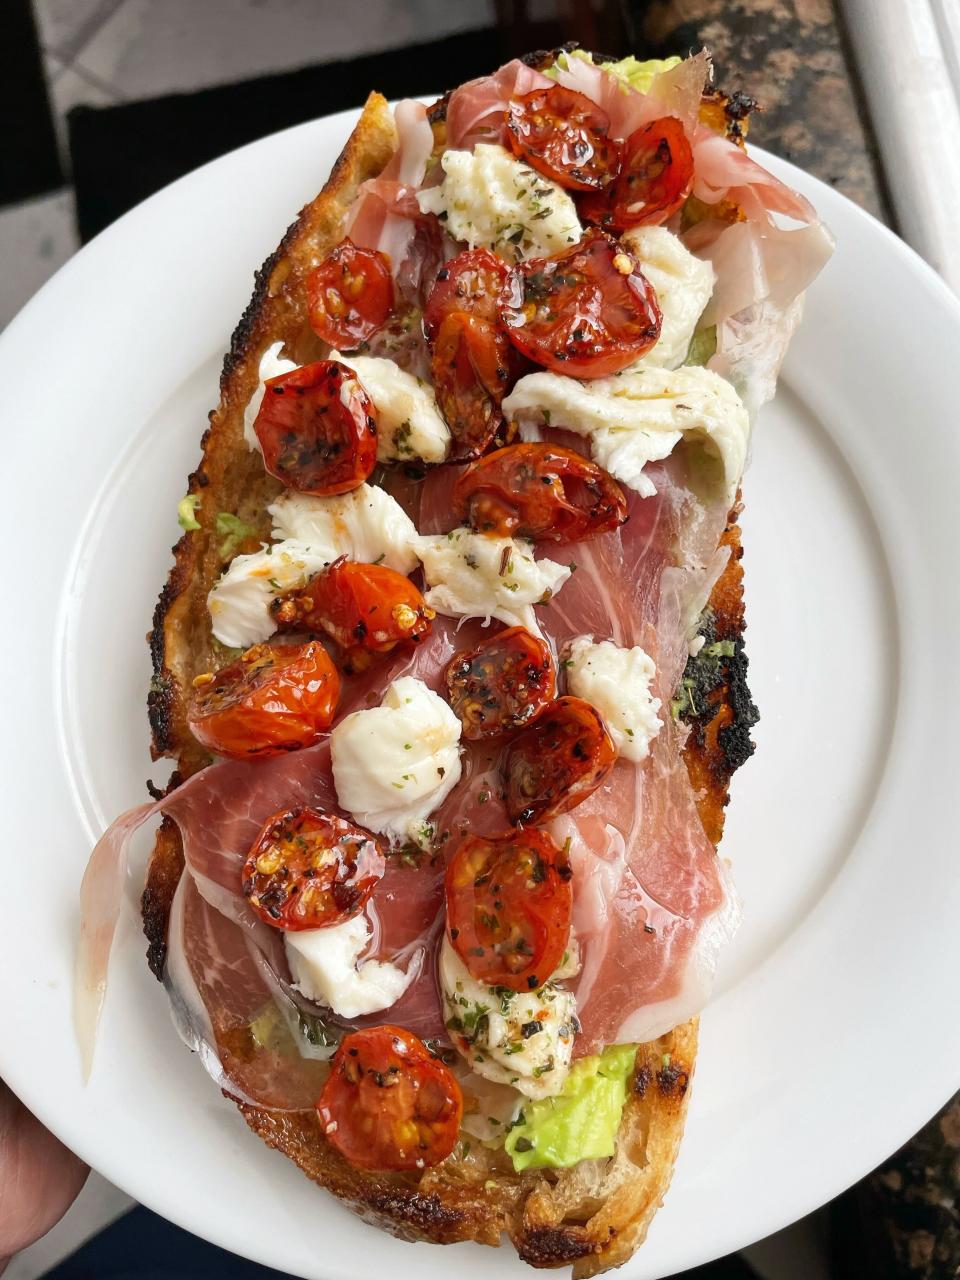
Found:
[143,80,757,1277]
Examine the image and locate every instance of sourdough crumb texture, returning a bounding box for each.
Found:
[143,72,757,1275]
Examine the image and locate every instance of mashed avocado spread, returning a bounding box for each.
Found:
[505,1043,637,1172]
[547,49,682,94]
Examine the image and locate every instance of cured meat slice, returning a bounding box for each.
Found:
[345,99,439,301]
[77,737,448,1086]
[444,59,554,151]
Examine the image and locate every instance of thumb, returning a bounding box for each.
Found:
[0,1081,88,1263]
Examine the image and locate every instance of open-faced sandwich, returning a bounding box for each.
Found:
[77,46,832,1276]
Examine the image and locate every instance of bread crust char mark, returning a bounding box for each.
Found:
[142,81,757,1276]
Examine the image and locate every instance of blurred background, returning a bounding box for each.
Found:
[2,1,957,1277]
[3,0,959,333]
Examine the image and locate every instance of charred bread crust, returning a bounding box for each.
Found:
[147,91,398,768]
[141,70,758,1274]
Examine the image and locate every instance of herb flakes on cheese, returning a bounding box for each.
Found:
[417,144,582,262]
[207,485,421,647]
[416,527,571,637]
[330,351,450,464]
[440,937,577,1101]
[269,486,419,574]
[329,677,462,847]
[207,541,329,649]
[565,637,662,763]
[503,364,750,505]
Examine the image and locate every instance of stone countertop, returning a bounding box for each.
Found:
[630,0,890,222]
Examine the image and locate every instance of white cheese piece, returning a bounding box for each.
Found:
[552,928,581,981]
[206,541,329,648]
[440,938,577,1101]
[417,144,582,261]
[285,916,412,1019]
[330,351,450,464]
[416,527,571,638]
[503,365,750,505]
[621,226,715,370]
[269,485,419,575]
[243,341,297,451]
[565,637,662,763]
[330,677,462,846]
[207,484,423,647]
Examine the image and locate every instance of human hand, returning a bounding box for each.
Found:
[0,1081,88,1273]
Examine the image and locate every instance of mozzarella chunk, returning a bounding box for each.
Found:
[208,485,423,647]
[330,351,450,464]
[417,145,582,261]
[440,938,577,1100]
[285,916,412,1018]
[206,541,329,648]
[621,226,715,370]
[417,528,571,638]
[269,486,419,575]
[330,677,462,846]
[243,341,297,451]
[503,365,749,505]
[565,637,662,763]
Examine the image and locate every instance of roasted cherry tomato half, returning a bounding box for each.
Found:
[498,230,661,378]
[242,806,384,931]
[445,626,555,740]
[505,86,622,191]
[453,442,628,543]
[579,117,694,230]
[504,695,617,824]
[423,248,510,344]
[306,239,394,349]
[271,557,433,673]
[253,359,378,496]
[445,829,573,991]
[431,312,513,461]
[187,641,340,759]
[317,1026,462,1170]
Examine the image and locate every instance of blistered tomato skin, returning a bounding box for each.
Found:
[445,626,555,740]
[505,86,622,191]
[579,117,694,231]
[242,806,385,931]
[317,1026,463,1170]
[187,641,340,759]
[504,695,617,824]
[453,443,628,543]
[270,557,433,673]
[498,230,661,378]
[430,311,515,462]
[423,248,510,343]
[445,829,573,991]
[253,359,379,496]
[306,239,394,349]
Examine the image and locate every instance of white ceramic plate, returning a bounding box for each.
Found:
[1,105,959,1280]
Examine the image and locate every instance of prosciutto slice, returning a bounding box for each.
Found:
[536,465,736,1053]
[551,49,709,140]
[164,872,327,1110]
[344,99,438,297]
[77,735,446,1090]
[415,450,738,1055]
[444,59,553,150]
[687,215,835,416]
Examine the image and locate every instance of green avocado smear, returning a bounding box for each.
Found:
[547,49,682,95]
[505,1043,637,1172]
